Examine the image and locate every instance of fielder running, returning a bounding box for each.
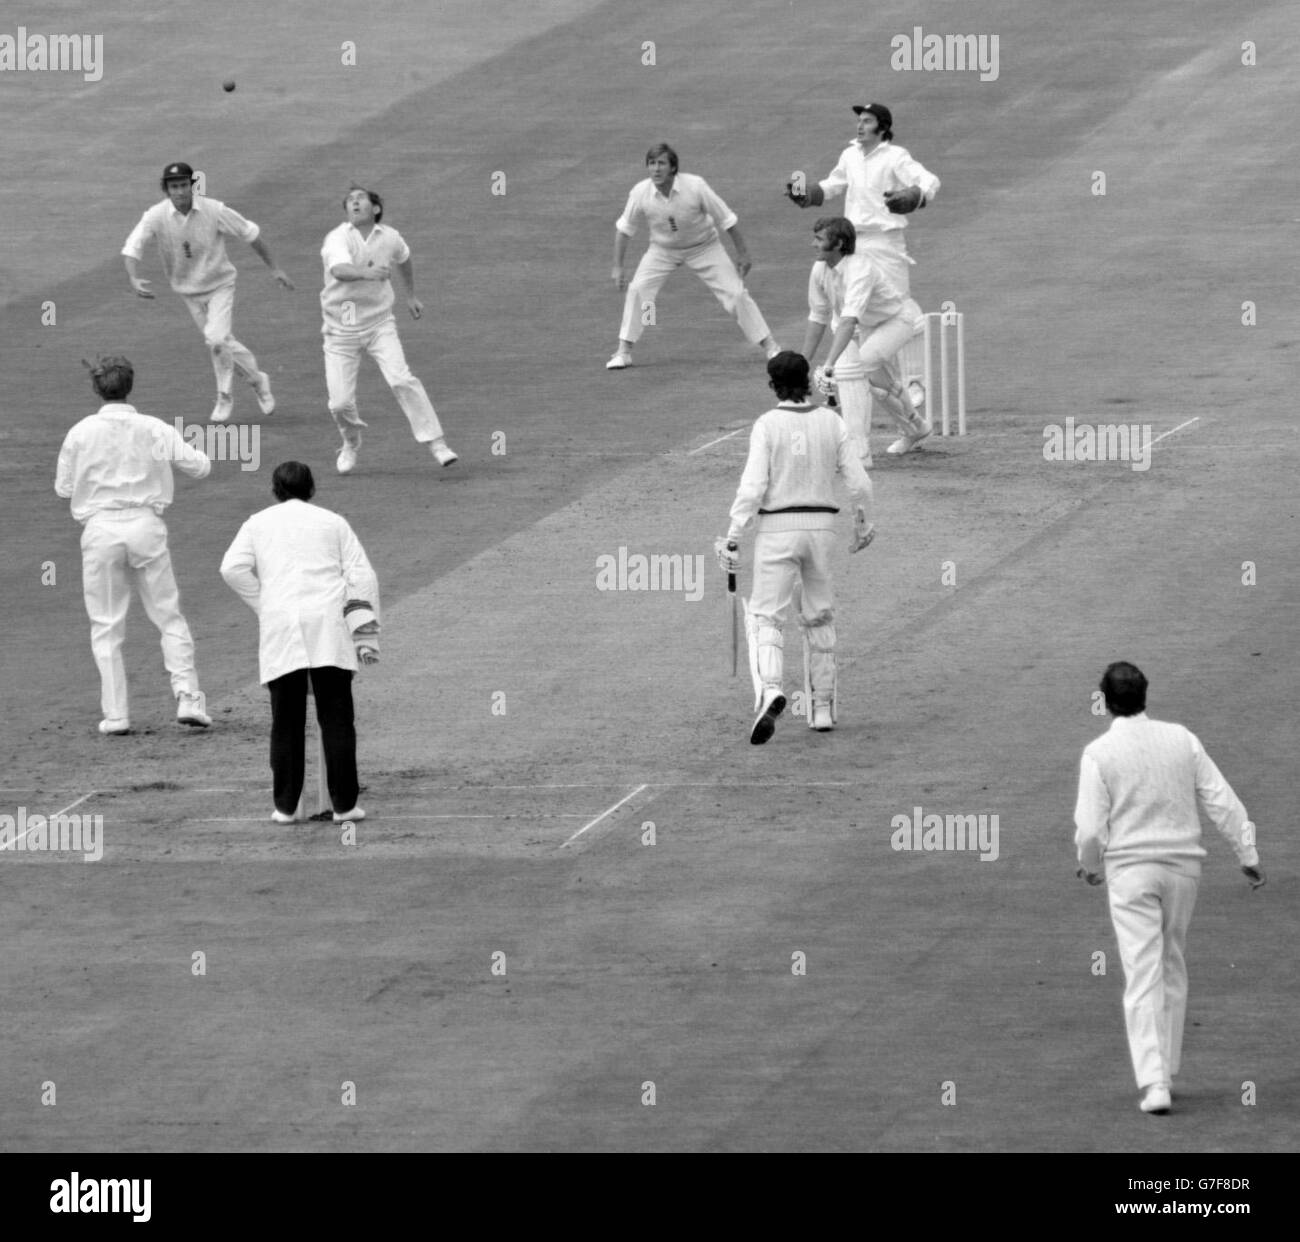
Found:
[716,352,874,744]
[321,185,458,474]
[804,217,932,458]
[608,143,780,370]
[1073,662,1266,1115]
[785,102,939,296]
[122,161,294,424]
[55,356,213,735]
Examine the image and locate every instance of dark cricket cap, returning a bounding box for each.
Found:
[852,102,892,131]
[161,161,195,183]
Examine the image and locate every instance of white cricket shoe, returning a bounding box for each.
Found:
[210,392,234,423]
[605,352,632,370]
[749,688,787,746]
[177,690,211,728]
[98,718,131,735]
[430,440,459,467]
[1139,1084,1172,1114]
[810,703,834,732]
[271,809,300,824]
[332,806,366,823]
[250,371,275,415]
[337,444,359,475]
[886,421,934,455]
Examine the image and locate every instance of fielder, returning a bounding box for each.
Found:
[785,102,939,296]
[608,143,780,369]
[716,352,874,743]
[122,161,294,424]
[804,217,932,457]
[321,185,458,474]
[1074,662,1266,1115]
[55,356,213,734]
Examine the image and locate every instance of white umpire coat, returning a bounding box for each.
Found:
[219,498,380,685]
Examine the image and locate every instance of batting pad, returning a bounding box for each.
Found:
[800,614,837,724]
[744,600,784,713]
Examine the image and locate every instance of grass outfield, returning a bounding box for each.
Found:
[0,0,1296,1155]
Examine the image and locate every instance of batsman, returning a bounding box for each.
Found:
[716,352,874,744]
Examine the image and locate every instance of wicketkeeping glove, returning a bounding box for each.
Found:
[784,179,825,209]
[883,185,924,214]
[715,536,742,573]
[812,365,838,399]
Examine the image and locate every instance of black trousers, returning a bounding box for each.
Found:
[268,666,358,814]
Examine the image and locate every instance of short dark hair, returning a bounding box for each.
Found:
[272,461,316,502]
[1100,661,1148,716]
[812,215,856,255]
[767,351,811,402]
[86,355,134,401]
[343,183,383,222]
[645,143,679,172]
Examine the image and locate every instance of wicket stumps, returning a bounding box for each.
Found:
[897,311,967,436]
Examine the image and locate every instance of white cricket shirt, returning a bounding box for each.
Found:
[616,172,739,251]
[808,250,914,347]
[819,141,940,234]
[1073,713,1260,877]
[121,196,260,295]
[55,403,211,522]
[729,401,873,536]
[319,221,411,333]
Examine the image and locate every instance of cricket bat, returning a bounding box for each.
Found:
[726,541,738,677]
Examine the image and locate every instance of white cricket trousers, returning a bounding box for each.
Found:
[619,240,772,346]
[182,282,261,395]
[747,526,838,708]
[324,318,446,447]
[80,508,201,721]
[1107,862,1199,1090]
[852,230,915,296]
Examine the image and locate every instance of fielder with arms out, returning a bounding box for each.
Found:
[785,102,939,297]
[716,352,874,744]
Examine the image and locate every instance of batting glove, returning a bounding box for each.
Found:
[812,365,838,399]
[714,536,741,574]
[355,641,380,666]
[849,508,875,554]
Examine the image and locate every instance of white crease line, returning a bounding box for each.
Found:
[561,783,649,848]
[8,791,97,848]
[189,813,591,824]
[1150,417,1200,447]
[688,428,747,455]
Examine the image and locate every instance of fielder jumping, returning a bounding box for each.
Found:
[122,161,294,424]
[785,102,939,296]
[716,352,874,743]
[321,185,458,474]
[609,143,780,370]
[803,217,932,458]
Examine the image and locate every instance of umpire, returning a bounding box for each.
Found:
[220,462,380,824]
